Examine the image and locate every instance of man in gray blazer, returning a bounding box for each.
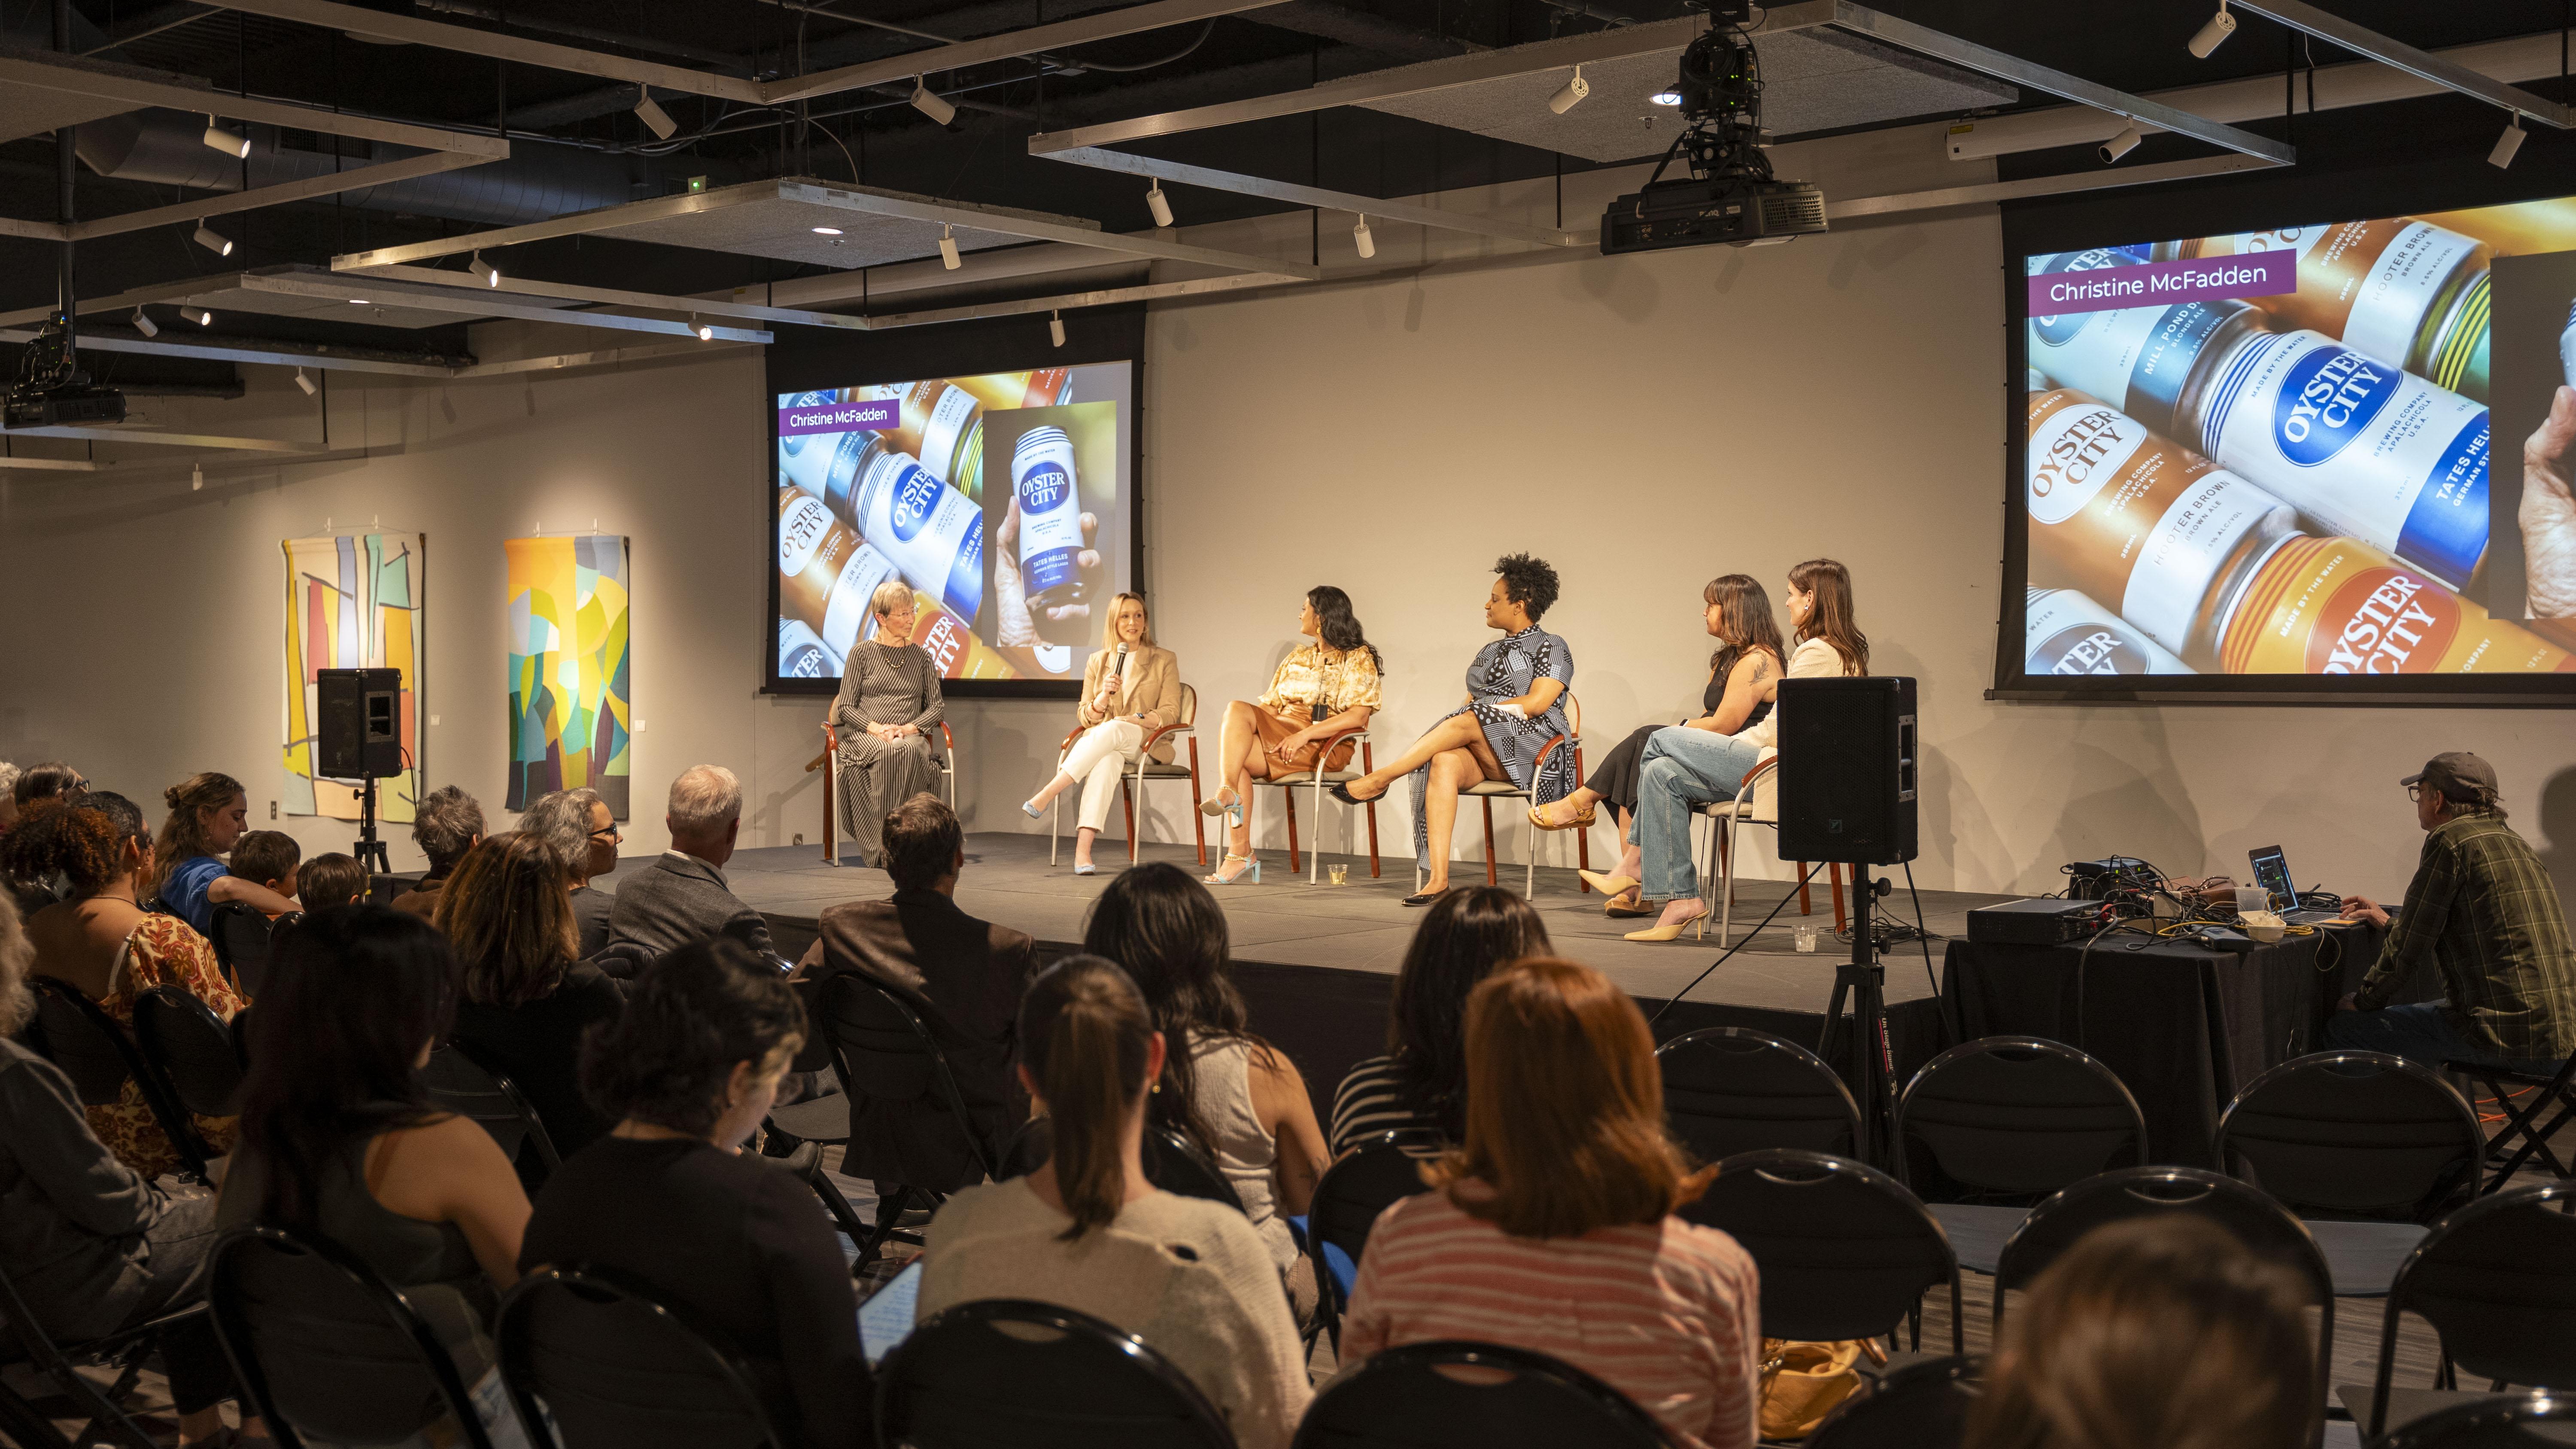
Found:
[604,764,776,968]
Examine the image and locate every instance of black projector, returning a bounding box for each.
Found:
[1601,176,1828,255]
[1966,898,2106,946]
[5,383,126,429]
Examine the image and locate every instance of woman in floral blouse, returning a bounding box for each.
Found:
[1197,586,1384,885]
[5,791,244,1180]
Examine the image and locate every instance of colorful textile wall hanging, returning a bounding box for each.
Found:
[506,534,632,817]
[282,532,426,821]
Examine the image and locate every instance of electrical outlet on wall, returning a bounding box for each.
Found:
[430,714,441,726]
[637,719,647,732]
[793,833,805,847]
[269,800,276,819]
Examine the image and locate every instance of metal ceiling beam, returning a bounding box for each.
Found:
[355,265,872,330]
[0,51,513,155]
[452,339,759,377]
[1041,145,1587,247]
[775,181,1323,279]
[234,273,775,342]
[1825,152,2281,221]
[0,322,467,376]
[2227,0,2574,128]
[0,425,324,453]
[764,0,1294,103]
[867,269,1312,328]
[67,152,491,241]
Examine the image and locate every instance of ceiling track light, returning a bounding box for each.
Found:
[131,306,159,338]
[939,224,960,270]
[2491,114,2527,168]
[179,306,213,327]
[634,84,677,141]
[2099,122,2142,164]
[1549,64,1591,115]
[295,367,318,396]
[1049,310,1066,349]
[1353,214,1376,259]
[202,114,249,158]
[2187,0,2235,59]
[1146,180,1174,229]
[470,252,500,287]
[191,220,232,257]
[692,314,714,341]
[191,462,204,491]
[909,76,957,128]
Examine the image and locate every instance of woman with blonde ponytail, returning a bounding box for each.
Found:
[916,955,1311,1449]
[155,771,296,934]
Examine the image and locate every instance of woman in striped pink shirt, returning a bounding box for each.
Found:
[1336,957,1761,1449]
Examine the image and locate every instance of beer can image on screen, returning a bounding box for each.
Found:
[952,369,1075,413]
[2214,534,2574,674]
[2026,286,2266,442]
[2026,587,2194,675]
[881,381,987,501]
[778,619,834,680]
[2190,328,2488,589]
[1012,425,1088,611]
[778,486,904,661]
[2026,387,2297,664]
[902,590,1019,680]
[2160,220,2491,402]
[847,445,984,625]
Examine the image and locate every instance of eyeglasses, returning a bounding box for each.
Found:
[2405,784,2427,803]
[589,824,623,841]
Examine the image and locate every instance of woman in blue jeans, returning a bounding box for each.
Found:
[1598,559,1868,942]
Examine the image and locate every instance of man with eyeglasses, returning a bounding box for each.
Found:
[2326,752,2575,1075]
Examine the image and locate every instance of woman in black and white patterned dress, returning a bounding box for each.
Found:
[1333,556,1574,906]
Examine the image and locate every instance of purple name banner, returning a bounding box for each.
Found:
[2027,251,2296,317]
[778,398,899,436]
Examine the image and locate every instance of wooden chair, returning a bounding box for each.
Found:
[1696,750,1846,946]
[1048,683,1207,868]
[1450,692,1590,896]
[1251,726,1381,884]
[809,720,958,866]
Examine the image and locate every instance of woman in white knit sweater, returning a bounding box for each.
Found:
[914,955,1311,1449]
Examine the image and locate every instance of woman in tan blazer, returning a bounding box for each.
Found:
[1021,593,1183,874]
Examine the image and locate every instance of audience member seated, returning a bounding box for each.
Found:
[225,830,302,915]
[437,833,625,1179]
[0,761,16,835]
[216,906,531,1382]
[519,787,620,957]
[1082,863,1328,1321]
[1963,1216,2316,1449]
[1329,886,1550,1155]
[793,793,1032,1195]
[154,772,296,936]
[293,851,368,912]
[605,765,775,966]
[392,785,484,920]
[0,893,264,1448]
[522,937,868,1449]
[3,759,85,917]
[1340,957,1759,1449]
[917,955,1310,1449]
[4,793,245,1180]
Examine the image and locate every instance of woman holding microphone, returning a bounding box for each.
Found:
[1021,594,1183,875]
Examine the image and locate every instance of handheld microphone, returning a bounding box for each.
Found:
[1109,643,1130,708]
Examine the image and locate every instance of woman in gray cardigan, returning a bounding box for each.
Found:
[832,581,948,867]
[1019,592,1183,875]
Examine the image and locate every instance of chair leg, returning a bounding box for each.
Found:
[1188,738,1207,868]
[1577,814,1591,884]
[1050,796,1059,867]
[1523,811,1536,898]
[1312,780,1326,885]
[1123,778,1138,864]
[1718,826,1734,907]
[1482,799,1498,888]
[1798,865,1814,917]
[1283,786,1302,875]
[1362,744,1381,878]
[1831,863,1849,933]
[821,757,837,866]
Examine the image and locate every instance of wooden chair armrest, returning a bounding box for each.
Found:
[1057,724,1087,753]
[808,719,836,774]
[1139,720,1194,753]
[1733,753,1779,803]
[1530,731,1572,775]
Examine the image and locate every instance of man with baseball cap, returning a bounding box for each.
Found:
[2326,752,2575,1075]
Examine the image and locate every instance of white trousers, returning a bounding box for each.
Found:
[1060,719,1147,832]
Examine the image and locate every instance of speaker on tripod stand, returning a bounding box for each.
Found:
[1774,676,1917,1164]
[317,668,404,874]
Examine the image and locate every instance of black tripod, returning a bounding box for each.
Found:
[352,775,391,875]
[1818,868,1899,1165]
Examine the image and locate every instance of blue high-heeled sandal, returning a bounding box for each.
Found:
[1021,798,1045,819]
[1197,790,1245,830]
[1203,854,1261,886]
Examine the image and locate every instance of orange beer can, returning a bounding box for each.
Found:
[2215,535,2576,674]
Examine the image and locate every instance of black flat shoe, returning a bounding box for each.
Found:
[1402,889,1446,907]
[1330,780,1386,806]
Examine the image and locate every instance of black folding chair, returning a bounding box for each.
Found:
[2443,1048,2576,1192]
[1998,1167,2333,1445]
[2381,1390,2576,1449]
[1292,1340,1673,1449]
[761,978,879,1260]
[421,1042,563,1191]
[209,1224,500,1449]
[133,984,249,1119]
[1808,1354,1981,1449]
[498,1266,783,1449]
[207,902,286,998]
[0,1254,207,1449]
[811,972,999,1274]
[1306,1130,1436,1352]
[29,975,213,1181]
[2357,1180,2576,1444]
[1656,1026,1862,1163]
[878,1299,1236,1449]
[997,1117,1244,1210]
[2216,1051,2484,1297]
[1893,1036,2146,1275]
[1688,1149,1963,1355]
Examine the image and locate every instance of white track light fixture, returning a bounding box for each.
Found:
[191,463,204,490]
[2188,0,2235,59]
[939,225,960,270]
[202,115,250,158]
[692,315,714,341]
[1049,310,1066,348]
[179,306,213,326]
[909,77,957,127]
[1549,64,1590,115]
[191,221,232,257]
[295,368,318,395]
[2099,122,2142,164]
[470,253,500,287]
[1146,180,1174,229]
[1353,215,1376,259]
[131,307,159,338]
[2492,115,2527,168]
[633,85,677,141]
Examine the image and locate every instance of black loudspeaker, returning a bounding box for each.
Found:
[316,668,404,779]
[1775,676,1917,865]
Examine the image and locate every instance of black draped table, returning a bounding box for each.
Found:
[1939,921,2421,1168]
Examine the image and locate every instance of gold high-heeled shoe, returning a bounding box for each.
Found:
[1579,869,1639,898]
[1527,800,1596,832]
[1624,904,1708,942]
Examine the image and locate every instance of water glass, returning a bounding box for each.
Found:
[1793,924,1820,953]
[1328,864,1349,886]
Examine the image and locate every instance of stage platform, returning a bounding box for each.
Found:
[591,835,2015,1115]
